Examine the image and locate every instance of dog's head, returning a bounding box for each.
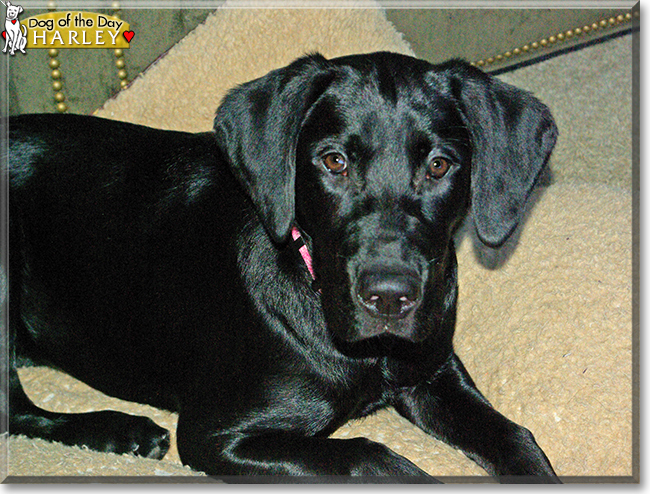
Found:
[215,52,557,347]
[6,2,23,20]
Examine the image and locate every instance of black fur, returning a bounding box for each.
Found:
[4,52,559,482]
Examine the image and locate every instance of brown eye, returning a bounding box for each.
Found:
[322,153,348,175]
[427,157,452,180]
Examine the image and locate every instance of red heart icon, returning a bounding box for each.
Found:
[1,31,5,39]
[11,20,16,24]
[123,31,134,43]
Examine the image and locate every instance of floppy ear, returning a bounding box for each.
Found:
[214,54,335,243]
[437,61,558,247]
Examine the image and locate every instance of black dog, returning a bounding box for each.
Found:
[4,52,559,482]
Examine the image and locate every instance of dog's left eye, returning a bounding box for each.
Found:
[426,157,452,180]
[322,153,348,176]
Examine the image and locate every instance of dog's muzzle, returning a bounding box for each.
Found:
[355,265,422,319]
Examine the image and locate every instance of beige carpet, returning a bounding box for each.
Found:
[5,3,635,482]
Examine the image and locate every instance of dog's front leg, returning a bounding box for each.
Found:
[393,353,560,483]
[176,415,437,481]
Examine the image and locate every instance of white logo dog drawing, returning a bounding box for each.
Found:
[2,1,26,55]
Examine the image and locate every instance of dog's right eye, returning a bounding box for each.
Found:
[426,157,452,180]
[322,153,348,176]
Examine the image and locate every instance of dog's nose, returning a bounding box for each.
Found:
[356,267,422,318]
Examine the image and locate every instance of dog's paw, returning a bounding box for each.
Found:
[348,438,439,482]
[65,410,171,459]
[98,411,171,459]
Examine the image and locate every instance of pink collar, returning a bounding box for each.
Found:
[291,226,316,281]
